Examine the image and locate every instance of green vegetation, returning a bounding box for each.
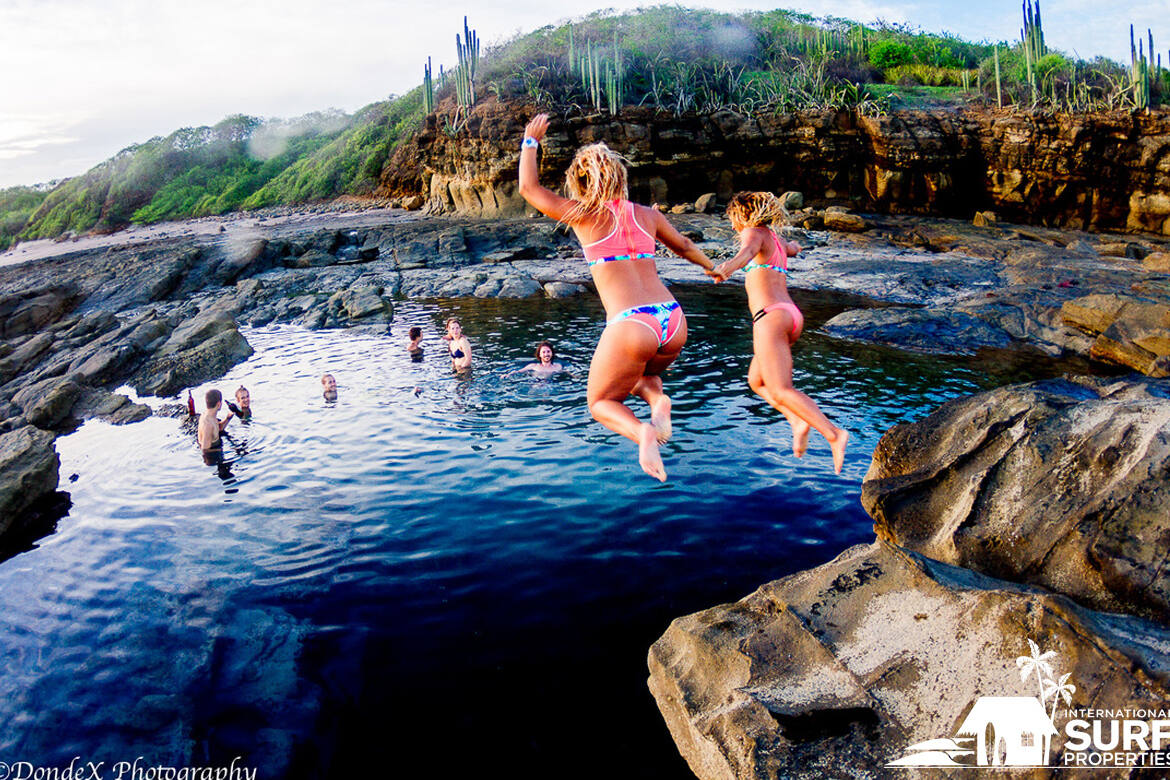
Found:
[4,4,1167,250]
[4,94,423,249]
[0,187,49,251]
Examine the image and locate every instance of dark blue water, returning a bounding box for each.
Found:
[0,286,1069,778]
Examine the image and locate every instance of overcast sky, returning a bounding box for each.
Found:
[0,0,1165,188]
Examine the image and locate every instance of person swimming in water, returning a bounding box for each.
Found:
[444,317,472,372]
[712,191,849,474]
[517,113,718,481]
[321,373,338,402]
[225,385,252,420]
[506,341,564,378]
[407,326,424,362]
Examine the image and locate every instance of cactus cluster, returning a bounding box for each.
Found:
[569,25,624,114]
[455,16,480,109]
[1020,0,1046,102]
[1130,25,1155,109]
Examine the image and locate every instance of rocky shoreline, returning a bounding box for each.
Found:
[648,374,1170,778]
[1,198,1170,777]
[1,202,1168,534]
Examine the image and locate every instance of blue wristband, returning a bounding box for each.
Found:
[521,137,539,150]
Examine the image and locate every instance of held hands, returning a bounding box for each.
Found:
[709,261,735,282]
[524,114,550,144]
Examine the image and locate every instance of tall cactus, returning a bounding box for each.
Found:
[994,45,1003,108]
[1020,0,1045,102]
[1131,25,1152,109]
[455,16,480,109]
[423,57,434,115]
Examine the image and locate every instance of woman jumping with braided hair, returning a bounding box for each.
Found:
[517,113,718,481]
[712,191,849,474]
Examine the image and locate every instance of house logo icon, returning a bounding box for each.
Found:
[888,640,1075,768]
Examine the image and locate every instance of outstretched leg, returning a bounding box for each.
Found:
[748,356,809,457]
[588,322,672,481]
[753,311,848,474]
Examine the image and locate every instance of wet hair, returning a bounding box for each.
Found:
[561,142,629,225]
[409,326,422,339]
[726,191,789,232]
[534,341,556,362]
[321,373,335,384]
[205,388,222,408]
[445,317,461,332]
[235,385,248,398]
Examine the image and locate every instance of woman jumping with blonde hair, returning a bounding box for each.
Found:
[518,113,717,481]
[713,191,848,473]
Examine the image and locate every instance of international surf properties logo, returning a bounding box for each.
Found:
[889,639,1075,768]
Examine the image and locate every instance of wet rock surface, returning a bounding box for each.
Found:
[863,375,1170,623]
[649,374,1170,779]
[649,540,1170,780]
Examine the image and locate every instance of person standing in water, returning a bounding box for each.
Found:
[712,191,848,474]
[198,388,234,463]
[517,113,718,481]
[444,317,472,372]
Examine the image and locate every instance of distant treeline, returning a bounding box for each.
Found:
[0,88,423,251]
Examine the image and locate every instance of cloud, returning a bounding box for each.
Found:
[0,115,82,161]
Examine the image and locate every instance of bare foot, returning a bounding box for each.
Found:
[792,418,810,458]
[650,394,673,443]
[638,423,667,482]
[830,428,849,475]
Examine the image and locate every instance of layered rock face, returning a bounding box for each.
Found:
[380,99,1170,235]
[649,376,1170,778]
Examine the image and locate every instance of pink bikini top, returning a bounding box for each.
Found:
[743,229,789,275]
[580,200,657,266]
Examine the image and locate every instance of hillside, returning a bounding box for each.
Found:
[1,3,1165,251]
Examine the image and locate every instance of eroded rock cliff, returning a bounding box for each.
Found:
[381,99,1170,235]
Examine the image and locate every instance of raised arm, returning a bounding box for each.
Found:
[712,229,767,281]
[650,209,717,278]
[517,114,577,222]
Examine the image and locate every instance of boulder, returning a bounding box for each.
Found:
[18,379,82,429]
[288,250,336,269]
[132,310,254,397]
[695,193,718,213]
[671,204,695,214]
[1062,293,1170,376]
[72,387,151,424]
[972,210,999,227]
[544,282,585,298]
[780,191,803,211]
[862,375,1170,622]
[649,540,1170,780]
[0,425,59,535]
[0,284,81,339]
[820,308,1014,355]
[339,287,392,320]
[1144,251,1170,272]
[823,212,869,232]
[402,195,424,211]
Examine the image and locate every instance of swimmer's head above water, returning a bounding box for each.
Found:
[726,191,789,233]
[235,386,250,410]
[445,318,463,339]
[535,341,556,365]
[205,388,223,411]
[321,373,337,401]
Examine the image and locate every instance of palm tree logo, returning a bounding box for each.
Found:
[1016,639,1076,719]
